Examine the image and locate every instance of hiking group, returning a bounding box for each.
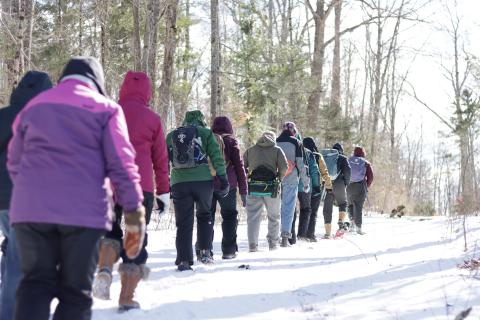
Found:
[0,57,373,320]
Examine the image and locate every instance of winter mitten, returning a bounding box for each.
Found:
[123,206,146,259]
[156,193,170,214]
[240,194,247,207]
[217,175,230,198]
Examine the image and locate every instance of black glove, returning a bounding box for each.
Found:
[241,194,247,207]
[217,175,230,198]
[312,186,322,198]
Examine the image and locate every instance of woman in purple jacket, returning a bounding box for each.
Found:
[7,57,145,320]
[210,116,248,259]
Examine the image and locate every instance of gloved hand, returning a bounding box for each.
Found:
[217,175,230,198]
[240,194,247,207]
[123,206,146,259]
[312,186,322,198]
[326,188,333,193]
[156,193,170,214]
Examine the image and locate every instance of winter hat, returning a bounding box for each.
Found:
[282,121,297,136]
[10,71,53,109]
[332,142,344,154]
[59,56,106,95]
[353,145,365,157]
[303,137,318,153]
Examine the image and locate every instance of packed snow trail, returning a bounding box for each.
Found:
[91,214,480,320]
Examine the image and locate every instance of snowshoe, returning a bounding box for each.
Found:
[92,269,112,300]
[198,250,214,264]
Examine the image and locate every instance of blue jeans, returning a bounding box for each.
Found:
[280,183,298,235]
[0,210,22,320]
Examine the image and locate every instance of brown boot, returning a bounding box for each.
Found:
[118,263,149,311]
[93,238,120,300]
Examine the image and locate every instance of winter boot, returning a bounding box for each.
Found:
[222,252,237,260]
[268,239,278,251]
[356,226,366,235]
[280,232,290,247]
[198,249,214,264]
[349,222,357,233]
[249,243,258,252]
[177,261,193,271]
[118,263,148,312]
[323,223,332,239]
[93,238,120,300]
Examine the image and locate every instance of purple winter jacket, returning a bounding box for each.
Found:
[7,79,143,230]
[211,116,248,195]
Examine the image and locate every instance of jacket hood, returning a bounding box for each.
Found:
[303,137,318,153]
[183,110,207,127]
[211,116,233,135]
[256,131,276,147]
[332,142,344,154]
[119,71,152,105]
[353,146,365,157]
[59,56,106,95]
[10,71,52,108]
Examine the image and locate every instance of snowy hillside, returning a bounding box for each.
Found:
[92,214,480,320]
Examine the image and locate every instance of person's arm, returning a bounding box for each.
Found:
[231,139,248,195]
[295,142,309,189]
[277,148,288,180]
[317,154,333,190]
[102,106,143,211]
[205,130,226,176]
[342,156,351,186]
[365,162,374,188]
[151,118,170,195]
[7,111,26,181]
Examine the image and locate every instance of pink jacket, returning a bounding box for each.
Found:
[118,71,169,195]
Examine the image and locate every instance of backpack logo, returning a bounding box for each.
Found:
[177,133,187,143]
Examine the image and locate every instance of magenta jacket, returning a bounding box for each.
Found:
[8,79,143,230]
[211,116,248,195]
[119,71,169,195]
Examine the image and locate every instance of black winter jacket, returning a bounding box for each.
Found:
[0,71,52,209]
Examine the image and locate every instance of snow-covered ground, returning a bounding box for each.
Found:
[92,213,480,320]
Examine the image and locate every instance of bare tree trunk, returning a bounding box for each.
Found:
[100,0,110,93]
[158,0,179,126]
[132,0,142,71]
[210,0,220,120]
[25,0,34,69]
[330,0,342,109]
[178,0,190,125]
[143,0,162,103]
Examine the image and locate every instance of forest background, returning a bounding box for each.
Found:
[1,0,479,217]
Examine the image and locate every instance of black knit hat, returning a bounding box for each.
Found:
[332,142,344,154]
[59,56,106,95]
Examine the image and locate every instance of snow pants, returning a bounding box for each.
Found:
[172,181,213,265]
[246,195,281,245]
[13,223,103,320]
[323,178,348,224]
[0,209,22,320]
[105,191,154,265]
[211,188,239,255]
[347,181,367,228]
[292,192,321,240]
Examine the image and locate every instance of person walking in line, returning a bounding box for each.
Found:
[347,146,374,235]
[92,71,170,311]
[295,137,333,242]
[244,131,288,252]
[276,122,309,247]
[209,116,248,259]
[321,143,351,238]
[0,71,52,320]
[166,110,229,271]
[7,57,145,320]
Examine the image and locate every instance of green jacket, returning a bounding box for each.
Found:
[166,110,226,186]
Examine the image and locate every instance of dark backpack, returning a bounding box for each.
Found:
[349,156,366,183]
[320,148,339,179]
[171,125,208,168]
